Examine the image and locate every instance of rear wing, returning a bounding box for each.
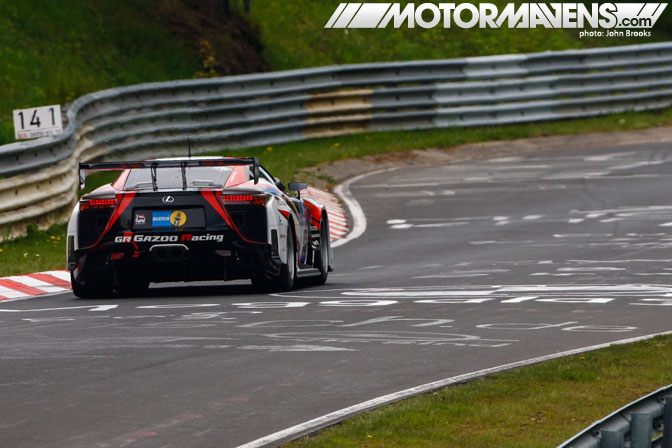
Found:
[79,157,260,190]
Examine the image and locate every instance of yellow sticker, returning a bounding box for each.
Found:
[170,210,187,227]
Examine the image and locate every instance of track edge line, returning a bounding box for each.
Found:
[236,330,672,448]
[331,167,399,248]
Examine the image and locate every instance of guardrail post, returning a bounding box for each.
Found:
[663,395,672,448]
[601,430,624,448]
[630,413,652,448]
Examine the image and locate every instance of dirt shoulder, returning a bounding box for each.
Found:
[300,126,672,190]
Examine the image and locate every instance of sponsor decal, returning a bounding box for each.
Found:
[135,213,146,225]
[114,233,225,243]
[325,3,668,36]
[135,235,179,243]
[151,210,187,227]
[181,234,225,243]
[115,234,178,243]
[170,210,187,227]
[152,211,172,227]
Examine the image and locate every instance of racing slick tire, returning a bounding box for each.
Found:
[307,214,330,286]
[70,272,112,299]
[253,230,297,292]
[275,230,297,292]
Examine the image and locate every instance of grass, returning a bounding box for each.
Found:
[0,224,67,276]
[3,0,671,272]
[2,106,672,277]
[285,335,672,447]
[0,0,201,145]
[6,0,668,146]
[247,0,672,71]
[1,3,669,444]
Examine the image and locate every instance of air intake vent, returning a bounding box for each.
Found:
[224,204,267,242]
[78,207,114,248]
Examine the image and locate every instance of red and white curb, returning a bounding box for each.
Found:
[303,186,349,242]
[0,270,71,301]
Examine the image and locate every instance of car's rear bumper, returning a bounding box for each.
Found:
[71,237,280,286]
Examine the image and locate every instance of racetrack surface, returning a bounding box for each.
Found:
[2,140,672,447]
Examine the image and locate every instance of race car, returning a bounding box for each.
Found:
[67,157,333,298]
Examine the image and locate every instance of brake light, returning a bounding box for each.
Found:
[220,194,268,206]
[80,198,117,211]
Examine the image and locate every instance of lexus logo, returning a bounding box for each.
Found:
[162,196,175,204]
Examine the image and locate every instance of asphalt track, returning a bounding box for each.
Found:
[2,140,672,448]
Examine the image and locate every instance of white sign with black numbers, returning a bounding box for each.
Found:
[13,105,63,140]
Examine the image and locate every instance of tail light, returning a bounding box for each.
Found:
[219,193,269,243]
[80,197,118,211]
[220,194,268,207]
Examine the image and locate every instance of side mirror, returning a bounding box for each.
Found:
[288,182,308,198]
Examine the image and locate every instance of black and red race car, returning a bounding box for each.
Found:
[67,157,333,298]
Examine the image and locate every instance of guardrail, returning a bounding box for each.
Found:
[1,42,672,239]
[558,384,672,448]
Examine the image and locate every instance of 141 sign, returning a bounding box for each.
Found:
[13,105,64,140]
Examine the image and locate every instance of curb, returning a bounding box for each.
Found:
[303,186,349,241]
[0,271,71,301]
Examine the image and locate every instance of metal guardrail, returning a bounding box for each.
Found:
[1,42,672,239]
[558,384,672,448]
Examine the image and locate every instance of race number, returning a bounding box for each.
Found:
[13,105,63,140]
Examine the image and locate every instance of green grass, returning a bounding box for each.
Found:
[4,0,670,147]
[247,0,672,71]
[2,106,671,277]
[0,223,67,275]
[1,4,669,444]
[0,0,201,145]
[285,335,672,448]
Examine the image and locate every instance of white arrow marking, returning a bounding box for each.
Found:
[0,305,119,313]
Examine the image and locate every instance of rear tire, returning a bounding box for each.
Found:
[70,272,111,299]
[275,230,297,291]
[252,231,297,292]
[308,215,330,286]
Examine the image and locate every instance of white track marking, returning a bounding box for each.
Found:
[235,331,672,448]
[332,171,383,248]
[238,345,356,352]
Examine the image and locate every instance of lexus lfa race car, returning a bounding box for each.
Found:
[67,157,333,298]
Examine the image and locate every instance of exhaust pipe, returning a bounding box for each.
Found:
[149,244,189,262]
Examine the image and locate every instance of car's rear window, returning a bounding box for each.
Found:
[124,166,235,190]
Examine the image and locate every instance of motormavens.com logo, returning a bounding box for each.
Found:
[325,3,668,30]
